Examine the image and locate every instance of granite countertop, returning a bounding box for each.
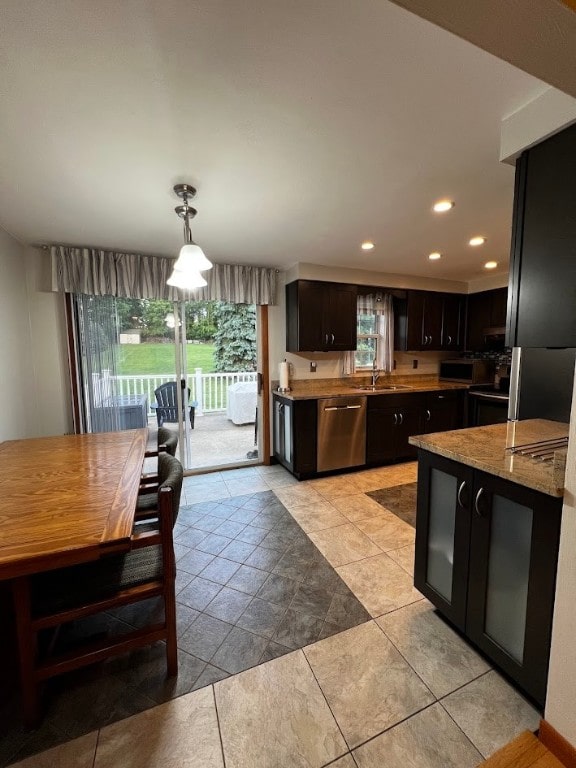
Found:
[274,377,468,401]
[409,419,569,497]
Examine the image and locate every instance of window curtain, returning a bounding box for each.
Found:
[343,292,394,375]
[50,245,277,305]
[73,293,122,433]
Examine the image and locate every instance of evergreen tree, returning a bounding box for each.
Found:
[213,303,257,372]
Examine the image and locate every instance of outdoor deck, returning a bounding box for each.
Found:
[148,411,258,472]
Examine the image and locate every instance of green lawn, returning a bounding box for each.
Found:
[116,343,216,374]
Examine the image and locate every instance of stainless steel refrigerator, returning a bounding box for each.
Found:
[508,348,576,423]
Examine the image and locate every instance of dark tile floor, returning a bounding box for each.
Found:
[1,490,370,767]
[367,482,418,527]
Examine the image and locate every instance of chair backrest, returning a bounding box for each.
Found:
[154,382,191,424]
[157,426,178,457]
[158,452,183,525]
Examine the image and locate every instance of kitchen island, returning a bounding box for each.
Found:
[410,419,567,708]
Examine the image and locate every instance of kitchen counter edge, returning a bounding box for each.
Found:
[409,419,568,498]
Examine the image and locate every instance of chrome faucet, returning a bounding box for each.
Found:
[371,358,381,387]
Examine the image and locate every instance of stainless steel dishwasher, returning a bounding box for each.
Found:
[317,396,367,472]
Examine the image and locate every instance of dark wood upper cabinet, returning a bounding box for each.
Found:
[507,122,576,347]
[396,291,464,352]
[465,288,507,351]
[286,280,357,352]
[442,294,464,351]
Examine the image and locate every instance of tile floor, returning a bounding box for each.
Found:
[5,462,542,768]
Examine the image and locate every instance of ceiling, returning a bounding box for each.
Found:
[0,0,550,282]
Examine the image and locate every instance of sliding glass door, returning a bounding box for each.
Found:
[70,294,262,473]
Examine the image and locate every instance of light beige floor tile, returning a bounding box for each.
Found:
[386,544,415,576]
[353,703,482,768]
[260,473,299,489]
[304,622,433,748]
[274,485,326,509]
[94,686,223,768]
[11,733,98,768]
[224,479,271,495]
[308,524,382,567]
[441,670,541,758]
[329,493,386,522]
[344,470,389,493]
[184,472,225,486]
[288,502,350,532]
[337,553,422,617]
[307,476,363,499]
[215,650,347,768]
[183,485,231,503]
[355,515,415,551]
[327,756,357,768]
[377,602,490,698]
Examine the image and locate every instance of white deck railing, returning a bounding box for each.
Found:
[108,368,257,416]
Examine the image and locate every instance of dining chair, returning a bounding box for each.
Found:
[12,453,183,727]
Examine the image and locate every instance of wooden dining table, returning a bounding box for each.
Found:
[0,429,148,581]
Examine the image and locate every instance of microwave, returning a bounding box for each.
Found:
[439,359,493,385]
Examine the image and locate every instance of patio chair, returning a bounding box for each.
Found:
[12,454,183,727]
[153,382,196,429]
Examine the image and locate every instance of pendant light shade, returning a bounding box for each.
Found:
[174,243,213,272]
[167,267,207,290]
[167,183,212,289]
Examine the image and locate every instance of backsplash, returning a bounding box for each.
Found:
[284,349,453,382]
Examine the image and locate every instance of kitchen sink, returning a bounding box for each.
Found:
[348,385,412,392]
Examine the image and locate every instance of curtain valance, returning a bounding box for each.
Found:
[50,245,278,305]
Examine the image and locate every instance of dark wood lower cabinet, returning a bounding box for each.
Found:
[414,450,562,707]
[272,394,317,478]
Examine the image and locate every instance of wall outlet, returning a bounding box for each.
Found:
[413,359,418,369]
[310,361,317,373]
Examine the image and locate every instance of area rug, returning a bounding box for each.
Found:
[366,482,418,527]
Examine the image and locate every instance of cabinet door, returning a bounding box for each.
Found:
[404,291,425,350]
[508,124,576,347]
[465,291,492,351]
[395,405,422,459]
[326,284,357,350]
[441,294,463,351]
[366,407,397,464]
[466,472,562,706]
[422,293,443,350]
[414,452,473,630]
[286,281,325,352]
[423,392,461,433]
[489,288,508,328]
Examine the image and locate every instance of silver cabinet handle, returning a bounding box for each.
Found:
[393,413,398,425]
[423,335,428,345]
[457,480,467,508]
[438,395,445,400]
[426,409,431,421]
[331,333,335,344]
[398,412,403,425]
[447,335,452,345]
[325,333,329,345]
[474,487,485,517]
[428,335,433,345]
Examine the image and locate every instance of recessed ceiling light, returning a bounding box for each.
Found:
[361,241,375,250]
[469,236,487,246]
[428,252,442,260]
[484,261,498,270]
[433,200,455,213]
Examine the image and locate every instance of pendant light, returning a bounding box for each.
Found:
[167,183,212,288]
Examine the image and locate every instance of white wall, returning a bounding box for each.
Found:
[0,229,36,439]
[25,246,72,436]
[0,234,71,442]
[545,366,576,745]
